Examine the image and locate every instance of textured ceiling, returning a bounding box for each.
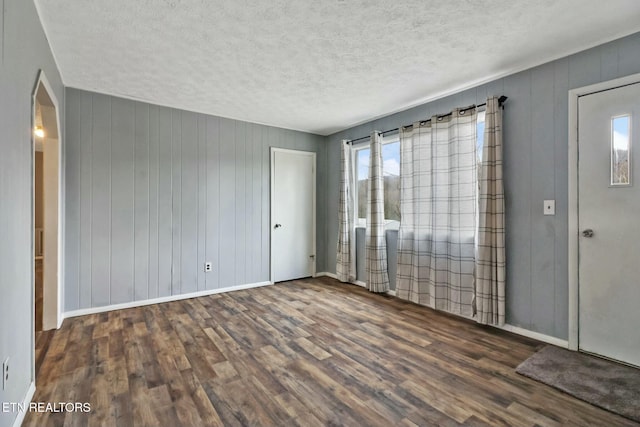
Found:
[36,0,640,135]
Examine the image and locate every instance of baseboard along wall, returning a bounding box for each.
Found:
[11,381,36,427]
[63,281,272,320]
[313,272,568,348]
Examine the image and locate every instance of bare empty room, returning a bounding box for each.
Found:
[2,1,640,426]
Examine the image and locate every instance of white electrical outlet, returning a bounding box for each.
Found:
[544,200,555,215]
[2,357,9,390]
[204,262,212,272]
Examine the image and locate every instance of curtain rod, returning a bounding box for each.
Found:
[346,95,508,144]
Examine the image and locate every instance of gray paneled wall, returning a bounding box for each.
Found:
[318,31,640,340]
[65,89,323,311]
[0,0,65,426]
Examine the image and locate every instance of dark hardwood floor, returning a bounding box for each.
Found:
[25,277,638,426]
[34,329,55,379]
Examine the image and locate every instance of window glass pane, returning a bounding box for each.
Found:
[357,148,369,219]
[355,141,401,222]
[476,112,485,188]
[476,111,485,163]
[382,141,401,221]
[612,115,631,185]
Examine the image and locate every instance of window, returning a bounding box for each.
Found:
[354,111,485,228]
[611,115,631,186]
[353,137,401,226]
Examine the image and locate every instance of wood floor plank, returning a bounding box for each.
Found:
[400,378,475,424]
[267,360,362,426]
[292,336,332,360]
[181,370,224,426]
[291,411,326,427]
[272,392,308,419]
[24,277,639,427]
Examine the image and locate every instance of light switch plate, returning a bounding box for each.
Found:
[544,200,555,215]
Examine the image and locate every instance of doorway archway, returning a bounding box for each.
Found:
[31,71,63,378]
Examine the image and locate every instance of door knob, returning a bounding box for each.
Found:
[582,229,594,238]
[274,224,282,229]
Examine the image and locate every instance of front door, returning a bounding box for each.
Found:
[271,148,316,283]
[578,81,640,367]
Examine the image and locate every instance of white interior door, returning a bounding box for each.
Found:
[578,82,640,367]
[271,148,316,282]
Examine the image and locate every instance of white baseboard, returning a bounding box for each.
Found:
[63,281,273,319]
[313,272,365,289]
[298,274,568,348]
[12,381,35,427]
[497,324,569,348]
[314,272,397,295]
[313,271,338,279]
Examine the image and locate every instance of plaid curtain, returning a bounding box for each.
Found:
[365,132,390,293]
[336,140,355,282]
[474,97,506,325]
[396,109,477,316]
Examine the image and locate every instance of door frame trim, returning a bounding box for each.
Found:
[269,147,317,283]
[32,70,64,332]
[568,72,640,350]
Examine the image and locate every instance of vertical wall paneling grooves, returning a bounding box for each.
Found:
[65,89,321,310]
[244,123,251,282]
[181,111,198,294]
[553,58,570,338]
[246,124,253,283]
[261,126,269,280]
[215,115,221,289]
[315,140,322,273]
[266,127,278,278]
[171,111,181,295]
[109,98,113,305]
[219,118,235,287]
[79,91,93,309]
[148,105,159,299]
[157,107,173,298]
[134,102,150,301]
[252,124,262,282]
[110,98,135,304]
[530,63,556,334]
[505,71,534,329]
[235,121,246,286]
[64,89,80,312]
[1,0,4,63]
[205,115,220,290]
[91,94,111,307]
[197,114,206,291]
